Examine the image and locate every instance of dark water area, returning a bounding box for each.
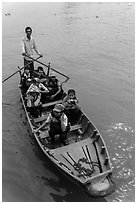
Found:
[2,2,135,202]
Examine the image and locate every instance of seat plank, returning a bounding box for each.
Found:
[34,114,49,123]
[70,124,82,132]
[42,100,62,108]
[34,100,63,123]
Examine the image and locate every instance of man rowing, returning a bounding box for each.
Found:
[21,26,43,76]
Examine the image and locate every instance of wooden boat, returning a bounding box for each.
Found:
[18,66,115,198]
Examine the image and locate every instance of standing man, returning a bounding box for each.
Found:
[21,26,43,76]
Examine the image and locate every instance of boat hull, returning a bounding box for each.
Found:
[18,84,115,197]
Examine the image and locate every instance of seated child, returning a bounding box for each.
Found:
[44,75,64,102]
[34,77,49,103]
[21,67,31,92]
[34,66,47,82]
[26,78,43,118]
[63,89,81,125]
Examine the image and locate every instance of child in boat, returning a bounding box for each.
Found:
[34,77,49,92]
[21,67,31,92]
[44,74,64,102]
[34,103,70,145]
[33,77,49,103]
[63,89,79,107]
[33,66,47,81]
[63,89,81,125]
[26,78,43,117]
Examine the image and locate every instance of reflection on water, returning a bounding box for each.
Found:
[105,123,135,202]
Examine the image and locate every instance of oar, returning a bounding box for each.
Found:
[93,140,103,173]
[61,153,87,179]
[82,146,93,171]
[2,55,42,83]
[24,54,69,81]
[66,152,88,178]
[85,144,99,167]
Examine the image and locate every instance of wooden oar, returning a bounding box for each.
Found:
[93,140,103,173]
[24,54,69,81]
[82,146,93,171]
[2,55,42,83]
[61,153,87,179]
[85,145,99,168]
[66,152,88,178]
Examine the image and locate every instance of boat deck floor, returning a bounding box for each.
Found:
[37,126,90,149]
[51,138,101,179]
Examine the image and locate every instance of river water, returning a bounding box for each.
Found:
[2,2,135,202]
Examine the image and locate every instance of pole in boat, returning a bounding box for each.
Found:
[47,63,50,76]
[93,140,103,173]
[2,55,42,83]
[24,54,69,81]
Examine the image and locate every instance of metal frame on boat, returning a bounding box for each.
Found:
[18,60,115,197]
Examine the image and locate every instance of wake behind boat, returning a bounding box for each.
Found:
[18,58,115,198]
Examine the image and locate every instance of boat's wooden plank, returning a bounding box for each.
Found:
[58,143,101,180]
[52,139,99,169]
[52,138,109,176]
[70,124,82,132]
[92,140,109,172]
[39,130,49,139]
[51,138,91,154]
[42,100,62,108]
[34,113,49,123]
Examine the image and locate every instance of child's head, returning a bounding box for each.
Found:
[37,66,44,73]
[31,78,39,86]
[68,89,76,99]
[30,91,39,97]
[24,67,30,74]
[48,76,57,87]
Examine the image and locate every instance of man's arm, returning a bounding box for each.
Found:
[21,37,26,55]
[39,83,49,93]
[34,120,48,132]
[34,114,52,132]
[61,114,68,132]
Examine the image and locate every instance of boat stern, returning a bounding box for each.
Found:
[84,175,115,197]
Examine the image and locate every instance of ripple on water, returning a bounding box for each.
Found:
[105,122,135,202]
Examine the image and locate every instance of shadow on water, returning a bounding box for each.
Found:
[43,178,106,202]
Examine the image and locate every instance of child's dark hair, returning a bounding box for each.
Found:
[68,89,76,95]
[24,67,30,71]
[25,27,32,33]
[37,66,43,71]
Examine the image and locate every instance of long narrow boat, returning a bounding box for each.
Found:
[18,65,115,198]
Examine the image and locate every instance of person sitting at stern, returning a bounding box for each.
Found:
[34,104,70,145]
